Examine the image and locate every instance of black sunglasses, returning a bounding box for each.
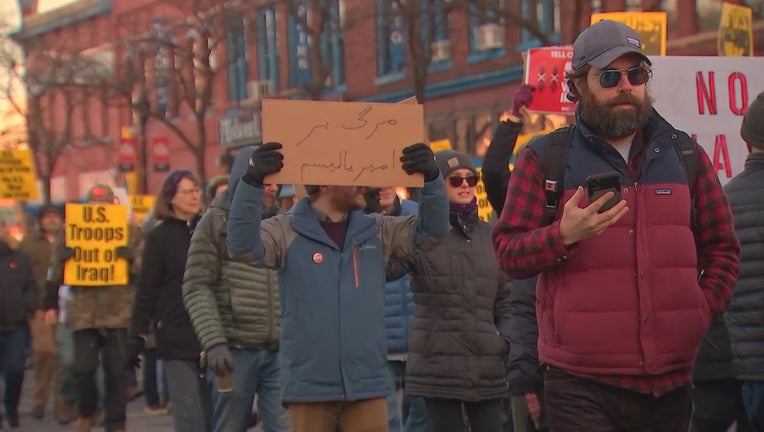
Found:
[447,175,479,187]
[595,66,651,89]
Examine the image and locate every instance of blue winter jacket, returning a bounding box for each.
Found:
[384,199,418,355]
[226,178,448,402]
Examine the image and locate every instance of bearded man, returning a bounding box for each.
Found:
[492,19,740,432]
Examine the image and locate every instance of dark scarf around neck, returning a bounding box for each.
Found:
[449,198,479,235]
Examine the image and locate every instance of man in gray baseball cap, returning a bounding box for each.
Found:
[495,17,739,432]
[571,19,651,71]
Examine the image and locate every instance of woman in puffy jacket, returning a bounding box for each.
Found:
[388,150,512,432]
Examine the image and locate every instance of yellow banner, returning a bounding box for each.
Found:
[475,167,493,222]
[0,149,39,200]
[429,139,452,152]
[130,194,155,226]
[591,12,667,56]
[718,2,753,56]
[63,203,130,286]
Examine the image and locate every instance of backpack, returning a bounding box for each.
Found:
[540,126,699,224]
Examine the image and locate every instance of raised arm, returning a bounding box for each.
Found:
[381,143,449,260]
[226,143,284,267]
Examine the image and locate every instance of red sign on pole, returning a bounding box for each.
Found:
[152,137,170,172]
[523,46,578,115]
[117,137,137,172]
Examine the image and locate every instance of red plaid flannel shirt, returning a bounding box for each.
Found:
[493,132,740,396]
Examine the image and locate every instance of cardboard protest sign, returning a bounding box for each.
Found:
[591,12,667,55]
[63,203,130,286]
[649,56,764,184]
[718,2,753,57]
[523,46,577,115]
[262,99,425,187]
[0,149,39,200]
[129,195,155,226]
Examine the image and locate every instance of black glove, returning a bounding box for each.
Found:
[363,188,382,214]
[115,246,135,261]
[206,344,234,376]
[243,142,284,186]
[400,143,439,181]
[58,247,75,262]
[124,337,145,370]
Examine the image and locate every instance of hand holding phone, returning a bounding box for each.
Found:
[587,172,621,213]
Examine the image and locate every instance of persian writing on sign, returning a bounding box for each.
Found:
[262,99,425,187]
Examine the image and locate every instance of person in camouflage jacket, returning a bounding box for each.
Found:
[44,185,142,432]
[182,147,290,432]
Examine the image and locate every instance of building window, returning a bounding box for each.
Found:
[151,18,170,117]
[696,0,723,32]
[288,0,311,88]
[227,12,248,102]
[321,0,345,89]
[423,0,451,67]
[468,1,505,63]
[625,0,642,11]
[257,5,278,87]
[376,0,406,78]
[518,0,560,50]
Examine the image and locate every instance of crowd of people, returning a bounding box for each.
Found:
[1,19,764,432]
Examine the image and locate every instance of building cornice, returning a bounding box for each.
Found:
[11,0,112,41]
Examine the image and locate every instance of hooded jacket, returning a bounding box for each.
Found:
[226,175,449,403]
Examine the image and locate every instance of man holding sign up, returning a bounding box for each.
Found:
[226,99,448,432]
[44,184,142,432]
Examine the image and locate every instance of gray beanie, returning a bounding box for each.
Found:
[434,150,477,178]
[742,91,764,149]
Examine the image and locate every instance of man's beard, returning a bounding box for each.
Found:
[579,87,654,139]
[330,190,364,213]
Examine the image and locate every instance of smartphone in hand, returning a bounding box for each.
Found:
[586,172,621,213]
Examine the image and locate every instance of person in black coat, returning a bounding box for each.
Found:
[483,85,549,432]
[0,217,36,429]
[126,170,207,432]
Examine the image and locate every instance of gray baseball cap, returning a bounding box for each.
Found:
[572,19,651,70]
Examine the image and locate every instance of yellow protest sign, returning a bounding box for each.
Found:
[475,167,494,222]
[430,139,452,152]
[591,12,667,56]
[0,149,39,200]
[63,203,129,286]
[129,195,154,226]
[718,2,753,57]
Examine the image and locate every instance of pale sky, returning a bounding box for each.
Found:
[37,0,80,14]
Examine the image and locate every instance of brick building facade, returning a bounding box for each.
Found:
[9,0,764,200]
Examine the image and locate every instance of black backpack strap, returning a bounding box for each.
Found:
[675,131,698,197]
[674,131,699,234]
[542,126,573,220]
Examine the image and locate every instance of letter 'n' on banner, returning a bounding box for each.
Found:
[63,203,130,286]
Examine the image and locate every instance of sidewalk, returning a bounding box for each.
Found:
[8,370,175,431]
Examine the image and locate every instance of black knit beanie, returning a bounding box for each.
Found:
[742,91,764,149]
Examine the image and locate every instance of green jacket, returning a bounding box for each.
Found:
[182,193,281,351]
